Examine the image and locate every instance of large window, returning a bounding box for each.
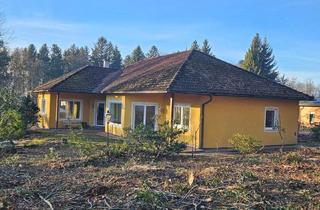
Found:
[309,112,315,124]
[132,103,158,130]
[174,105,190,130]
[109,102,122,124]
[59,100,81,120]
[264,107,279,131]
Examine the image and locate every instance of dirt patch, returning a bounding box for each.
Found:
[0,134,320,209]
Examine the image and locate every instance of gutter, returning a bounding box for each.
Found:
[199,95,213,149]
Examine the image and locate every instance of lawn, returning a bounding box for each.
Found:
[0,130,320,209]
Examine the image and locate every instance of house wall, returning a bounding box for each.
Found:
[203,96,299,148]
[106,93,204,147]
[37,92,105,128]
[299,106,320,127]
[106,94,299,148]
[37,93,56,128]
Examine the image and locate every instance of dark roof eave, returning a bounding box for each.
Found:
[167,89,313,100]
[102,90,168,94]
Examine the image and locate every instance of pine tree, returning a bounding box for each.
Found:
[38,44,50,82]
[131,46,145,63]
[191,40,199,50]
[49,44,64,79]
[25,44,39,91]
[0,39,10,87]
[9,48,25,95]
[63,44,89,73]
[123,55,132,67]
[259,38,278,80]
[241,33,278,80]
[90,36,115,67]
[201,39,212,55]
[110,46,122,69]
[146,45,160,58]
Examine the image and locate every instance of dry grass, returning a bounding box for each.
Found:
[0,132,320,209]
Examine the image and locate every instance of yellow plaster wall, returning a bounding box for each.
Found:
[105,93,205,147]
[203,96,299,148]
[37,92,105,128]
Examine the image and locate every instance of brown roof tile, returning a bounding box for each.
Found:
[103,50,312,100]
[34,65,121,93]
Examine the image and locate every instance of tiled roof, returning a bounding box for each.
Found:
[103,50,312,100]
[34,65,121,93]
[102,50,191,93]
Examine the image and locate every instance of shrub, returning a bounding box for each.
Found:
[19,95,39,129]
[44,147,59,160]
[311,125,320,141]
[285,152,303,163]
[67,129,100,157]
[124,122,187,159]
[229,133,262,154]
[0,109,25,141]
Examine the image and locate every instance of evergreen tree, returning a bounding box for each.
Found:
[91,36,114,67]
[201,39,212,55]
[110,46,122,69]
[146,45,160,58]
[37,44,50,82]
[49,44,64,79]
[123,55,132,67]
[63,44,89,73]
[9,48,25,95]
[191,40,200,50]
[241,33,278,80]
[259,38,278,80]
[25,44,39,91]
[131,46,145,63]
[0,39,10,86]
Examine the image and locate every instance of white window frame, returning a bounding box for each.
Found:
[59,99,83,121]
[131,102,159,131]
[41,97,46,115]
[264,107,279,132]
[309,112,315,124]
[173,104,191,130]
[94,100,105,126]
[108,100,122,127]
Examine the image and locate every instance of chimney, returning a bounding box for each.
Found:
[103,59,110,68]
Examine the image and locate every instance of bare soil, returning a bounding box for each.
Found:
[0,132,319,209]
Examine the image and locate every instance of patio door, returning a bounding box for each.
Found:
[95,101,105,126]
[132,103,158,130]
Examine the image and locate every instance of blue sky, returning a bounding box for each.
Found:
[1,0,320,83]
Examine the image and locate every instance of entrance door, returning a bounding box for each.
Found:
[95,102,105,126]
[132,103,157,130]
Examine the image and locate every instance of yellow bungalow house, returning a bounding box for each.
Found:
[34,50,312,148]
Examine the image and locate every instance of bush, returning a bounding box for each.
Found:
[124,122,187,159]
[229,133,262,154]
[0,109,25,141]
[0,88,39,141]
[67,129,100,157]
[19,95,39,129]
[311,125,320,141]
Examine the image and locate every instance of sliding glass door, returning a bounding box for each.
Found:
[133,103,158,130]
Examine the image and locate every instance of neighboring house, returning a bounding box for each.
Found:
[34,50,312,148]
[299,100,320,128]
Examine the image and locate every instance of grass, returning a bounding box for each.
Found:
[0,130,319,209]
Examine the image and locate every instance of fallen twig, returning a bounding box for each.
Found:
[39,195,54,210]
